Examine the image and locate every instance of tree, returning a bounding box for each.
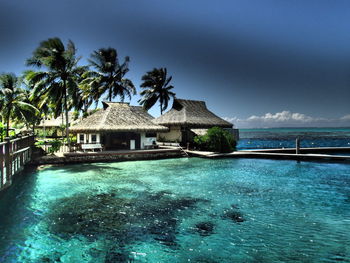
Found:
[84,47,135,102]
[0,73,38,137]
[138,68,175,114]
[25,37,87,148]
[22,79,52,134]
[194,127,236,153]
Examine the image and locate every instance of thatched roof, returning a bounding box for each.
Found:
[37,112,77,128]
[153,99,233,128]
[70,102,168,133]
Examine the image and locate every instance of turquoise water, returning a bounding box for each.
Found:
[0,158,350,262]
[237,127,350,149]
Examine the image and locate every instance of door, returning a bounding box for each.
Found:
[130,140,135,150]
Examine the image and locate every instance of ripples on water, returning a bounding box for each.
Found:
[0,158,349,262]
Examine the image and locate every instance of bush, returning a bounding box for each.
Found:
[35,139,63,154]
[63,134,77,144]
[194,127,236,153]
[48,139,63,154]
[0,122,4,141]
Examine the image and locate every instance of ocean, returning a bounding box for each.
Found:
[236,127,350,150]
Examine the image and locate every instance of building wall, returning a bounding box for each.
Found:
[77,133,100,144]
[157,126,182,143]
[140,132,157,149]
[103,132,140,150]
[140,132,146,149]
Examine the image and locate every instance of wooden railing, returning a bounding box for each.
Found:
[40,143,78,153]
[0,135,35,192]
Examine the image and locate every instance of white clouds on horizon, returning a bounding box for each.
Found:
[223,111,350,128]
[340,114,350,121]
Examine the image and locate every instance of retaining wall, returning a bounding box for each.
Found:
[32,149,183,165]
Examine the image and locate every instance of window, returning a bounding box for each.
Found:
[79,134,85,143]
[91,134,97,143]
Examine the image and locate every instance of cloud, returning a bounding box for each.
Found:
[340,114,350,121]
[223,111,350,128]
[246,111,316,122]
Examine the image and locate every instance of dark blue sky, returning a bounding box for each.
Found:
[1,0,349,127]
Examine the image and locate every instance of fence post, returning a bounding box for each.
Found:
[20,137,24,168]
[0,144,3,189]
[4,137,12,186]
[296,138,300,154]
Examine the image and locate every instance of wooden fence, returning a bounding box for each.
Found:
[0,135,35,192]
[40,143,78,153]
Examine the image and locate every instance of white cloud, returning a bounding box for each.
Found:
[223,111,350,128]
[340,114,350,121]
[246,111,316,123]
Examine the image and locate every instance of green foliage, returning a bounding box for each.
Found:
[35,140,46,146]
[0,122,4,141]
[138,68,175,114]
[63,134,76,144]
[84,47,135,102]
[25,38,88,145]
[72,110,80,120]
[35,138,63,154]
[194,127,236,153]
[0,73,38,136]
[36,128,59,138]
[48,139,62,154]
[9,130,16,138]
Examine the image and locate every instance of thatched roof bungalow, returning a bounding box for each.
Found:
[37,112,77,129]
[153,99,237,144]
[70,102,168,150]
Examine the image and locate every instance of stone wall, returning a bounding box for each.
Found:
[32,149,183,165]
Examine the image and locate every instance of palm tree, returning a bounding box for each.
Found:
[138,68,175,114]
[75,72,97,116]
[84,47,136,102]
[22,79,51,134]
[0,73,38,137]
[25,37,87,148]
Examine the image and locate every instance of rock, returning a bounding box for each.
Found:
[105,251,130,263]
[222,210,244,223]
[47,190,209,251]
[194,222,215,236]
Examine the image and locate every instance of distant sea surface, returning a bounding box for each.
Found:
[237,127,350,150]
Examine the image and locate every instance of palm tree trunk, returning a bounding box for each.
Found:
[6,104,11,137]
[6,117,10,137]
[109,88,112,102]
[43,116,46,140]
[160,96,163,115]
[63,80,70,151]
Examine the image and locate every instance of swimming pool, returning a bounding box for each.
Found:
[0,158,349,262]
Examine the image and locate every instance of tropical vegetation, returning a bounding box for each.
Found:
[0,73,38,137]
[25,38,87,147]
[82,47,135,102]
[138,68,175,114]
[194,127,236,153]
[0,37,178,152]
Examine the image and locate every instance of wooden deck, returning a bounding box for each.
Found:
[186,147,350,163]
